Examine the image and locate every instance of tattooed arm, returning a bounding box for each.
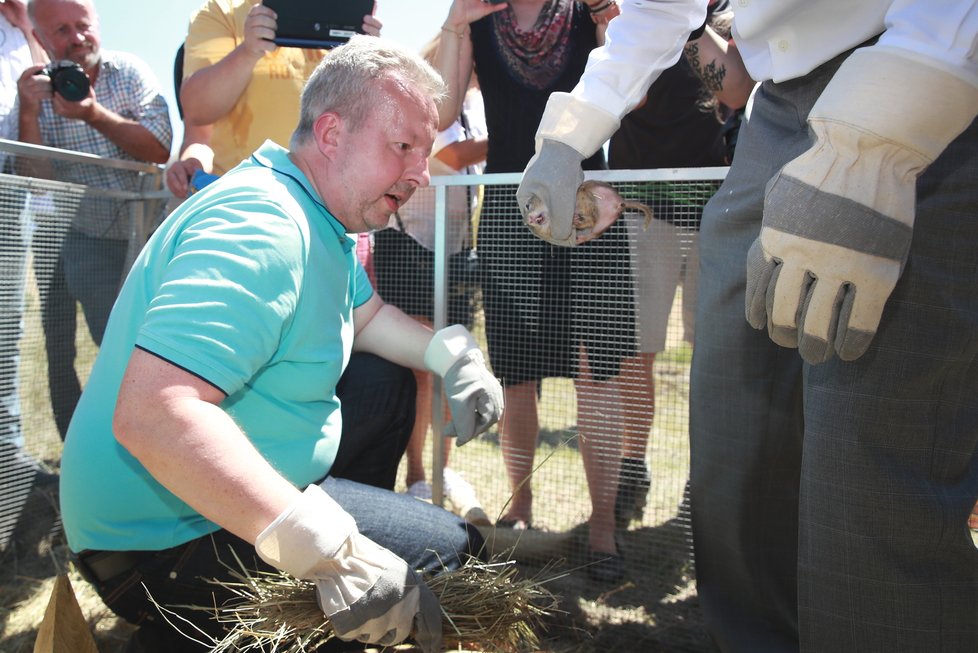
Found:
[683,24,754,110]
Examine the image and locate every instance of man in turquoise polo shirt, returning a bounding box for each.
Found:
[59,36,503,653]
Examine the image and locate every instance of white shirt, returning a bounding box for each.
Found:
[566,0,978,156]
[0,13,32,167]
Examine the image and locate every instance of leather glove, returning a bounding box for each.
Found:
[745,48,978,364]
[255,483,443,652]
[517,139,583,247]
[518,92,620,247]
[424,324,504,445]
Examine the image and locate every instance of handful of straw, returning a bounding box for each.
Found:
[206,556,560,653]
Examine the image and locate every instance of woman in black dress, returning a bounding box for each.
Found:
[434,0,635,583]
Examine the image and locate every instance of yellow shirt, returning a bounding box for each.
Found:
[183,0,326,174]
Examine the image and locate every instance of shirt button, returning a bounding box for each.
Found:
[777,39,790,51]
[738,0,748,6]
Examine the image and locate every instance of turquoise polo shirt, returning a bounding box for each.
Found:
[61,141,373,553]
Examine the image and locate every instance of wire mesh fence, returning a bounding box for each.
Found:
[381,168,726,652]
[0,143,726,651]
[0,140,165,563]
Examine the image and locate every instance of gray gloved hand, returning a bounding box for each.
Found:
[424,325,504,445]
[319,538,442,651]
[255,484,443,652]
[517,138,583,247]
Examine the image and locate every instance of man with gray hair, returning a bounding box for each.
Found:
[16,0,171,440]
[59,36,503,653]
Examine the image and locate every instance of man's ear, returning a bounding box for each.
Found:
[312,111,342,156]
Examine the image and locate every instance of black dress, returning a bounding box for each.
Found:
[607,33,727,229]
[472,3,636,386]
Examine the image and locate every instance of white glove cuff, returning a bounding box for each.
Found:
[535,92,621,159]
[811,48,978,166]
[424,325,479,377]
[255,484,358,579]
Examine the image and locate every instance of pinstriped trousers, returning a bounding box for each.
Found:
[689,48,978,652]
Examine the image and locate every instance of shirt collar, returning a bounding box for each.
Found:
[250,140,357,252]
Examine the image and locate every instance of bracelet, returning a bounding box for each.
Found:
[587,0,615,14]
[440,24,469,39]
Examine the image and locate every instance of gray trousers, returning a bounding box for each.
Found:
[689,49,978,652]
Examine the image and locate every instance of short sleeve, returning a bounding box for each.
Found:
[136,201,306,396]
[433,120,464,157]
[183,0,242,78]
[122,54,173,152]
[352,257,373,308]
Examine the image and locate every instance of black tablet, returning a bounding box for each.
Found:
[263,0,374,49]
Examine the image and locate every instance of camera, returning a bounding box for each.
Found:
[40,60,90,102]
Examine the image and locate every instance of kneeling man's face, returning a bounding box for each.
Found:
[331,79,438,233]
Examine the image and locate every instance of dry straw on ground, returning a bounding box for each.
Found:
[198,555,562,653]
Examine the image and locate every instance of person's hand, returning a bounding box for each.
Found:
[362,8,382,37]
[242,2,278,58]
[585,0,620,25]
[0,0,30,31]
[424,325,504,445]
[16,64,51,118]
[50,84,97,122]
[443,0,508,34]
[745,49,978,364]
[166,158,205,199]
[256,484,443,652]
[517,139,583,247]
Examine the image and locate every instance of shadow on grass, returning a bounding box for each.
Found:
[478,426,581,451]
[516,517,716,653]
[0,484,134,653]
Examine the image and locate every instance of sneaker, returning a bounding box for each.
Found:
[405,480,432,501]
[442,468,474,510]
[615,456,651,529]
[443,468,492,525]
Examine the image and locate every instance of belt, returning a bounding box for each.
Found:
[75,549,152,583]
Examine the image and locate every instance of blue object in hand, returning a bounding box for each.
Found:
[189,169,220,194]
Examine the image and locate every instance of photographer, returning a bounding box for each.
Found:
[15,0,171,440]
[176,0,380,178]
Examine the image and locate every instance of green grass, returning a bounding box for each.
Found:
[20,259,98,466]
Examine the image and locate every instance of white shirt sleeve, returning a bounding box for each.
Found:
[539,0,708,157]
[875,0,978,86]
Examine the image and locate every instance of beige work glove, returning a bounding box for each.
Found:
[424,325,504,445]
[255,483,442,652]
[746,48,978,364]
[517,92,620,247]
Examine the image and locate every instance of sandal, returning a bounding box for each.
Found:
[495,517,532,531]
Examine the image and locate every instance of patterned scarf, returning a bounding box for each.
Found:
[492,0,574,90]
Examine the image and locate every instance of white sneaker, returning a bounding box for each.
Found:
[405,480,432,501]
[441,468,491,525]
[442,468,473,509]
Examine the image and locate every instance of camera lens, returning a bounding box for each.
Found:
[43,61,91,102]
